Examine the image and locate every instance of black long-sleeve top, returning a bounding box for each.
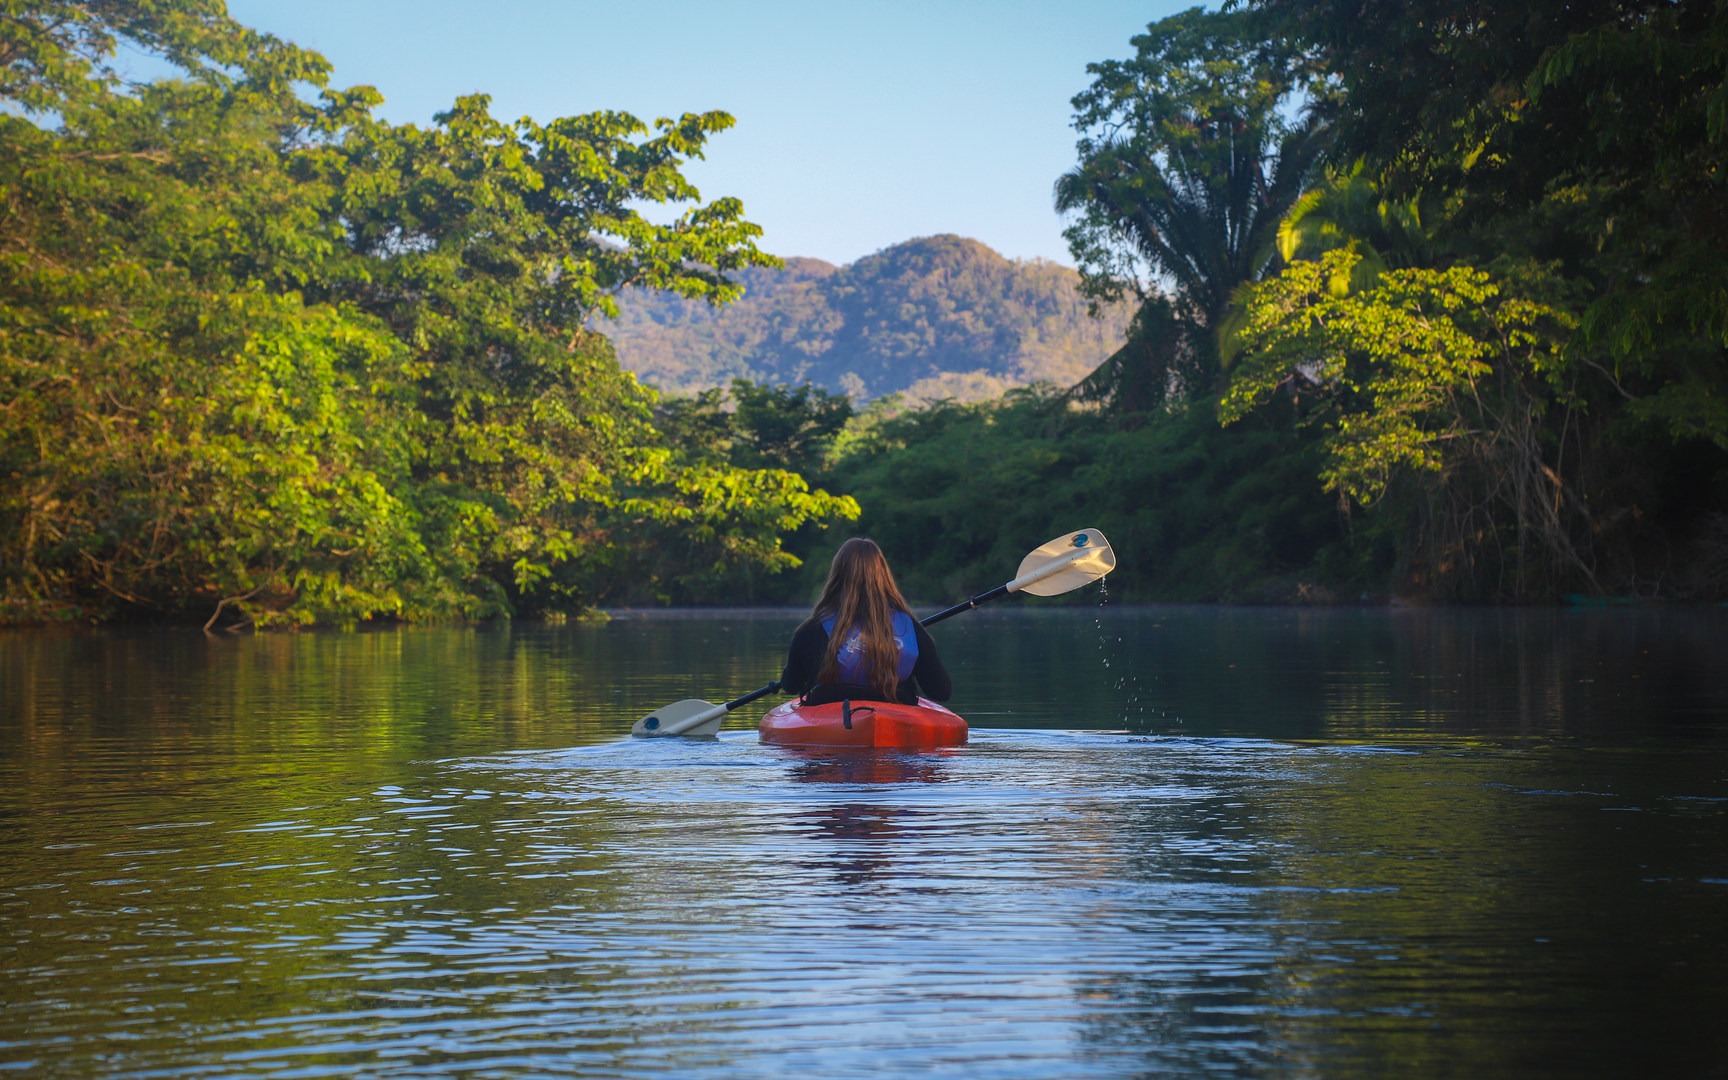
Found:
[779,616,953,705]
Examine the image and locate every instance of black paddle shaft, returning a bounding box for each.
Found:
[721,680,784,713]
[920,583,1011,627]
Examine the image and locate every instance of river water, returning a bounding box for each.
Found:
[2,605,1725,1077]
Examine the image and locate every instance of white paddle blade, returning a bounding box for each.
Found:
[632,698,726,738]
[1011,528,1116,596]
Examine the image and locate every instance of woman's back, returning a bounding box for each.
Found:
[780,539,951,706]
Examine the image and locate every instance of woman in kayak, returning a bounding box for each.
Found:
[780,537,952,707]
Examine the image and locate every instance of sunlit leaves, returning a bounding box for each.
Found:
[1223,249,1577,507]
[0,1,844,626]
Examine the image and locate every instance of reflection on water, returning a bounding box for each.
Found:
[782,746,958,786]
[1,608,1726,1077]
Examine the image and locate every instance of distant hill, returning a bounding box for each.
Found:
[603,234,1134,402]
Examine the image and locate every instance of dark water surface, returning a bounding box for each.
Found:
[2,605,1726,1077]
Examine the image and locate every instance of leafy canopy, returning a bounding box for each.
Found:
[0,0,854,626]
[1055,6,1334,408]
[1222,250,1579,506]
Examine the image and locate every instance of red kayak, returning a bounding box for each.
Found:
[759,697,968,748]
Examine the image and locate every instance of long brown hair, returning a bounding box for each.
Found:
[811,537,913,701]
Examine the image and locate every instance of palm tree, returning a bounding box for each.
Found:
[1275,160,1434,281]
[1056,8,1332,411]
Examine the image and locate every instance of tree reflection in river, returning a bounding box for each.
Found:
[1,608,1724,1077]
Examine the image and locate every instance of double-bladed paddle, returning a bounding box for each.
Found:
[630,528,1117,738]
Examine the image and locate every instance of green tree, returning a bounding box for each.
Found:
[1237,0,1728,598]
[0,0,326,113]
[295,90,812,615]
[818,387,1350,605]
[727,380,853,476]
[1269,161,1436,293]
[1223,249,1599,598]
[1244,0,1728,436]
[0,0,854,626]
[657,380,854,479]
[1055,7,1333,410]
[649,380,859,602]
[0,7,411,625]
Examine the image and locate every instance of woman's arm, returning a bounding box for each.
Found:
[779,619,829,695]
[910,622,952,702]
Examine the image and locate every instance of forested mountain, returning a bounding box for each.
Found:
[605,235,1134,401]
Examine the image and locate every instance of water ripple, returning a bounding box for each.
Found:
[5,710,1727,1077]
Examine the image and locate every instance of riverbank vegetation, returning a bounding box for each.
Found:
[4,1,1724,626]
[0,1,856,627]
[815,2,1728,605]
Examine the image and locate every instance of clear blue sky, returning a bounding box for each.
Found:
[222,1,1199,267]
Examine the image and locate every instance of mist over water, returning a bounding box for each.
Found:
[3,607,1726,1076]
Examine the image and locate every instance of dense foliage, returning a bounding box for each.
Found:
[813,389,1354,605]
[0,0,854,627]
[1222,252,1591,598]
[1219,0,1728,599]
[818,1,1727,604]
[1054,8,1333,410]
[605,235,1134,403]
[7,0,1724,621]
[650,379,858,602]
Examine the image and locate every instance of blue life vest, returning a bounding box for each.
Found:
[821,611,918,684]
